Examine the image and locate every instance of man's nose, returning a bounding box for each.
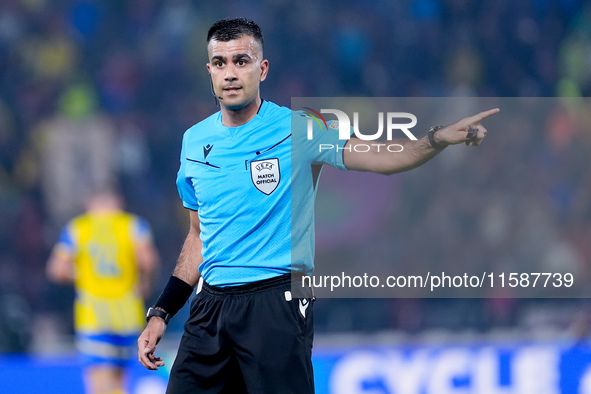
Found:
[224,63,237,81]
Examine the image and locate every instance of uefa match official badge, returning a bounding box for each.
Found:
[251,158,280,195]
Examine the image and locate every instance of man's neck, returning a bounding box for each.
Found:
[220,97,262,127]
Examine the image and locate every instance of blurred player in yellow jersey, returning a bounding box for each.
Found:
[47,188,159,394]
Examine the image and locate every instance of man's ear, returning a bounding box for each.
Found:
[259,59,269,82]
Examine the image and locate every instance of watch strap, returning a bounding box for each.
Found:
[146,307,171,325]
[428,125,447,150]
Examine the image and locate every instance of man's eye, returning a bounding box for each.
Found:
[237,60,246,66]
[215,62,224,67]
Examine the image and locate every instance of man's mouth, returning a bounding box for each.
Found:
[223,86,242,93]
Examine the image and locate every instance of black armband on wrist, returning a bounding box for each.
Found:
[154,276,194,318]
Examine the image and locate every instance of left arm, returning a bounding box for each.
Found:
[133,217,160,299]
[135,238,159,299]
[343,108,499,175]
[46,247,75,284]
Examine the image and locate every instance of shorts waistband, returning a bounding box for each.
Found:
[203,274,293,296]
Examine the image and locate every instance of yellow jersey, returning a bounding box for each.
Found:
[55,212,150,335]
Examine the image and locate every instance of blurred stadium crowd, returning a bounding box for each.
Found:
[1,0,591,353]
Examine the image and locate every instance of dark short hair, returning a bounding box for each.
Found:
[207,18,264,48]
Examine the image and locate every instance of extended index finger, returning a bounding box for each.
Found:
[469,108,500,123]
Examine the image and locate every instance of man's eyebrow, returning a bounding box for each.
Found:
[210,53,253,63]
[233,53,252,61]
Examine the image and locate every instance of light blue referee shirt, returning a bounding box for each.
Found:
[176,100,348,286]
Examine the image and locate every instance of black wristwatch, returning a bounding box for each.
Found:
[146,307,171,325]
[428,125,447,150]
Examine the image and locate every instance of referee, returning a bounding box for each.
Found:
[138,18,499,393]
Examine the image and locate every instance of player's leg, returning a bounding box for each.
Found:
[166,291,248,394]
[77,333,136,394]
[225,275,316,394]
[85,365,127,394]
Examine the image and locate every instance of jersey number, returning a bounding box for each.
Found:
[89,242,121,278]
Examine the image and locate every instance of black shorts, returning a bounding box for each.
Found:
[166,274,315,394]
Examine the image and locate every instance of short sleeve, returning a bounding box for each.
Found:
[132,216,153,244]
[55,223,75,256]
[292,112,352,170]
[176,133,200,210]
